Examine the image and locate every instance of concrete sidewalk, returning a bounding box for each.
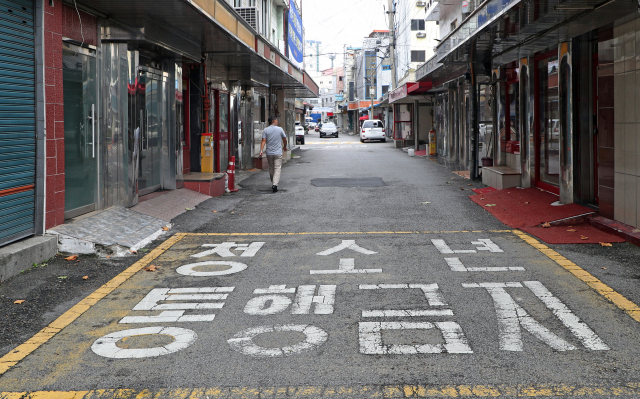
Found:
[48,188,212,256]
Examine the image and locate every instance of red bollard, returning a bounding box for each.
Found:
[226,156,239,192]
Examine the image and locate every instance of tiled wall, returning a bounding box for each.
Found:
[44,1,64,229]
[613,17,640,229]
[43,3,97,230]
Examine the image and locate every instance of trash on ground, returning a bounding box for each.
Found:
[13,300,25,304]
[65,255,78,261]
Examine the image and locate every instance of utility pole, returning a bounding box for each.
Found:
[387,0,397,89]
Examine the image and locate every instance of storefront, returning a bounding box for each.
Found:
[388,82,433,150]
[416,0,639,228]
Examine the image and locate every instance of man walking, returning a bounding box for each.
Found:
[259,116,288,193]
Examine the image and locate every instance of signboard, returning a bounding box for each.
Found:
[287,0,304,69]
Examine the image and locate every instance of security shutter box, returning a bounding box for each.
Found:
[0,0,36,246]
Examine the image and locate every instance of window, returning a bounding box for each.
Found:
[450,19,458,31]
[411,19,425,31]
[411,51,426,62]
[382,65,391,71]
[339,76,343,81]
[382,85,389,95]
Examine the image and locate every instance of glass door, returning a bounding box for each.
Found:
[138,68,164,196]
[535,52,560,191]
[63,46,97,219]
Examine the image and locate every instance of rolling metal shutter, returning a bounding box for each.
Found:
[0,0,36,246]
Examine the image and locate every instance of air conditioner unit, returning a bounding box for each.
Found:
[416,0,427,6]
[416,32,427,38]
[235,7,259,32]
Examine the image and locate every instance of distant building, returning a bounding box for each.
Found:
[394,0,439,85]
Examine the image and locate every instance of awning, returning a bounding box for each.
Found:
[416,0,635,83]
[81,0,319,98]
[389,82,434,104]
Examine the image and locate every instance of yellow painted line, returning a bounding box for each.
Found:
[4,384,640,398]
[513,230,640,323]
[187,231,511,237]
[0,233,188,377]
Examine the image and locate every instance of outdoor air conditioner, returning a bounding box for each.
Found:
[235,7,259,32]
[416,32,427,38]
[417,0,427,6]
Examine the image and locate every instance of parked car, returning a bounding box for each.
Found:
[295,125,305,145]
[360,119,386,142]
[320,122,338,138]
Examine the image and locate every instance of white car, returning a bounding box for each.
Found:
[360,119,386,142]
[295,125,305,145]
[319,122,338,138]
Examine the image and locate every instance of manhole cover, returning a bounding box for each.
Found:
[311,178,386,187]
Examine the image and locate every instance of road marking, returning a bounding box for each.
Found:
[513,230,640,323]
[463,282,608,351]
[91,327,198,359]
[227,324,328,357]
[316,240,377,255]
[5,384,640,398]
[445,257,525,272]
[119,287,233,323]
[310,258,382,274]
[0,383,640,399]
[186,230,515,236]
[176,260,248,276]
[191,241,264,258]
[359,321,473,354]
[0,232,187,376]
[359,284,448,306]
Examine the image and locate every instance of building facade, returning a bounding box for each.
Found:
[416,0,640,229]
[395,0,439,85]
[0,0,317,247]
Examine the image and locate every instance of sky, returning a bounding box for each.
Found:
[300,0,390,72]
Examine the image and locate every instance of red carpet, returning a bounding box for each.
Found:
[469,187,625,244]
[471,187,497,195]
[415,149,427,157]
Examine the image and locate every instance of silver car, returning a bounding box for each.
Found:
[319,122,338,138]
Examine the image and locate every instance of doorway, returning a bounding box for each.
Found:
[63,44,98,219]
[136,67,168,196]
[534,50,561,194]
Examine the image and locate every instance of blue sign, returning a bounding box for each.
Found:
[288,0,304,68]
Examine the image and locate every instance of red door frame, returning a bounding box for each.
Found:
[533,49,561,195]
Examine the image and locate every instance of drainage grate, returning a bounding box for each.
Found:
[311,178,386,187]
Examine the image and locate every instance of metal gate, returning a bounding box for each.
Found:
[0,0,36,246]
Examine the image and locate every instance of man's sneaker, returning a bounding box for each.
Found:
[272,185,278,193]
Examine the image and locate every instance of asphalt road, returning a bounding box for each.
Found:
[2,131,640,398]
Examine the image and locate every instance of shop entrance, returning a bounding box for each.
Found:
[534,50,561,194]
[207,90,230,173]
[63,44,98,219]
[136,67,168,196]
